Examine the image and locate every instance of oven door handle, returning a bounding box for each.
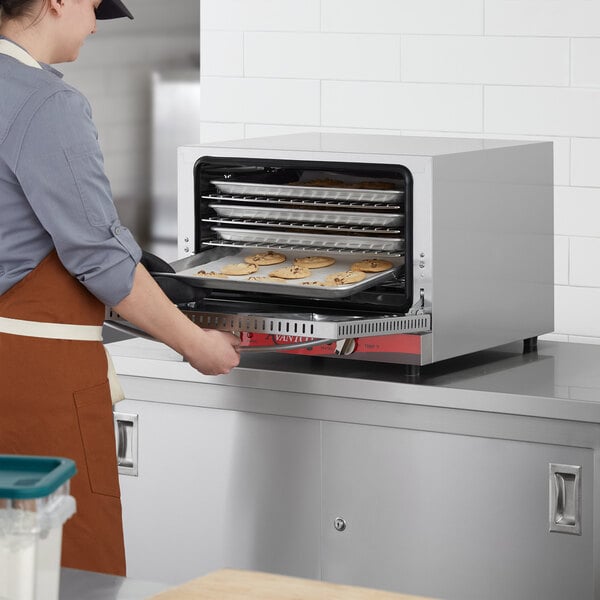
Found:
[103,320,338,354]
[240,338,338,353]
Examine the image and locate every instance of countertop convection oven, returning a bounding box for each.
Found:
[109,133,554,367]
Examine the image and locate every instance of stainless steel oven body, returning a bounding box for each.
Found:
[172,133,553,366]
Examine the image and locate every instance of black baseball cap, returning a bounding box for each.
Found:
[95,0,134,20]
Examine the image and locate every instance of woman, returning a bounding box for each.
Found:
[0,0,240,576]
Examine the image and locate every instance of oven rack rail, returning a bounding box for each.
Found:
[184,311,431,338]
[208,202,404,227]
[202,194,402,211]
[202,239,406,257]
[210,180,404,204]
[211,227,404,252]
[204,217,402,235]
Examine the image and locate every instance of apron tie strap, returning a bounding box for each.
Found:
[0,315,102,340]
[0,316,125,404]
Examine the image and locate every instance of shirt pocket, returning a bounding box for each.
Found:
[65,141,117,227]
[73,380,121,498]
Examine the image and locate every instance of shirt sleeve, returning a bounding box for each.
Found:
[14,89,142,306]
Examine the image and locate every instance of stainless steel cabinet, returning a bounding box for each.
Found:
[116,399,321,585]
[115,379,598,599]
[321,421,594,600]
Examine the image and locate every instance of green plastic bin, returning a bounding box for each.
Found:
[0,455,76,600]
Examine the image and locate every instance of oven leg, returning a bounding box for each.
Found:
[403,364,421,377]
[523,336,538,354]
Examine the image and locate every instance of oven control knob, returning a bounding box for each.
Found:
[334,517,347,532]
[184,247,190,253]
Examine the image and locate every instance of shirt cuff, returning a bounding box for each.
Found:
[84,253,138,307]
[83,224,142,306]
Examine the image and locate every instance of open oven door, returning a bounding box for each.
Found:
[104,252,431,356]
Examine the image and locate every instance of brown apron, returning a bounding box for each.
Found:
[0,250,126,576]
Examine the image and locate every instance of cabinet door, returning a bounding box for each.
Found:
[117,399,320,585]
[322,421,594,600]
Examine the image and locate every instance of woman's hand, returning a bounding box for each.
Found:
[184,329,241,375]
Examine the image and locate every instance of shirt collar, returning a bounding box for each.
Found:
[0,35,64,78]
[41,63,64,78]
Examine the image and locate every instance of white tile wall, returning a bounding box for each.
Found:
[201,32,243,77]
[200,122,245,143]
[401,36,569,86]
[571,138,600,187]
[245,33,400,81]
[201,0,320,31]
[570,237,600,287]
[485,87,600,137]
[200,77,320,124]
[485,1,600,37]
[321,0,483,35]
[322,81,482,132]
[572,38,600,87]
[556,285,600,338]
[555,186,600,238]
[199,0,600,343]
[555,236,569,286]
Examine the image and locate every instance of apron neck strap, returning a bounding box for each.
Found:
[0,39,42,69]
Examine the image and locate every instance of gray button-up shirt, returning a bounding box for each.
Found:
[0,37,141,307]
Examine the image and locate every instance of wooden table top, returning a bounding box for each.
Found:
[149,569,441,600]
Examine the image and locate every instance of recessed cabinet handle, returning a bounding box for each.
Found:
[114,412,138,477]
[549,463,581,535]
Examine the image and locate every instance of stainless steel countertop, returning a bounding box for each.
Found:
[108,337,600,424]
[60,568,170,600]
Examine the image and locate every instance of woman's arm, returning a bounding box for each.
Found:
[113,264,240,375]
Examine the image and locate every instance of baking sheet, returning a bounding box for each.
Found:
[165,248,405,299]
[209,203,404,227]
[203,195,401,211]
[211,180,403,203]
[206,218,402,236]
[212,227,404,252]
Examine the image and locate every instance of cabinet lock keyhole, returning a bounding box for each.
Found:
[334,517,347,532]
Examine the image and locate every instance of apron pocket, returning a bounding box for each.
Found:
[74,381,120,498]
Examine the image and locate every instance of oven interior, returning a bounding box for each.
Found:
[189,157,413,317]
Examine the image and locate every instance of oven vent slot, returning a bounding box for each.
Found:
[188,313,317,336]
[185,312,431,338]
[106,314,316,342]
[337,316,431,337]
